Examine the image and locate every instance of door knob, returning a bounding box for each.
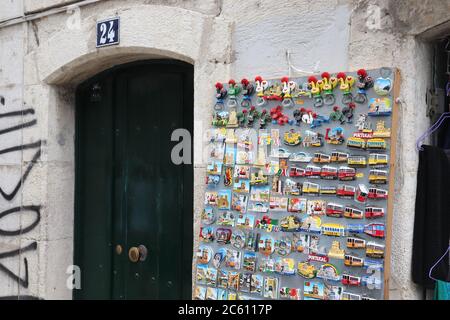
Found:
[128,245,148,263]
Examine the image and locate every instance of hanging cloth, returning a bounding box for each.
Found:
[434,280,450,300]
[412,145,450,288]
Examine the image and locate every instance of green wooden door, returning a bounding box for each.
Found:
[74,60,193,300]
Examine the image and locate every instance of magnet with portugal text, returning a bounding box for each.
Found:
[215,227,232,244]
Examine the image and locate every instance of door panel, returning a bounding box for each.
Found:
[74,60,193,300]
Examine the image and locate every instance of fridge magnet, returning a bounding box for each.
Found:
[250,185,270,202]
[270,147,291,158]
[302,182,320,195]
[250,168,268,185]
[289,151,313,163]
[245,232,259,252]
[346,236,366,249]
[300,216,322,234]
[217,289,228,300]
[227,79,241,108]
[280,215,302,232]
[254,142,269,166]
[274,236,292,256]
[293,233,311,253]
[212,248,227,269]
[217,211,235,227]
[355,184,369,203]
[231,193,248,213]
[329,106,346,124]
[251,274,264,295]
[336,184,356,198]
[365,206,385,219]
[236,150,254,165]
[316,263,341,282]
[255,76,269,106]
[215,228,232,244]
[368,153,389,167]
[366,138,387,150]
[228,271,240,291]
[218,270,228,289]
[369,169,388,184]
[355,69,374,104]
[325,202,344,218]
[289,166,306,177]
[305,165,322,179]
[327,241,346,260]
[346,223,365,234]
[234,165,251,180]
[240,78,255,108]
[354,113,372,134]
[283,179,302,195]
[208,128,227,143]
[288,197,307,213]
[227,107,239,128]
[337,72,355,104]
[344,206,364,219]
[243,252,257,272]
[279,158,289,176]
[279,287,301,300]
[263,277,279,299]
[367,187,388,200]
[233,179,250,194]
[297,261,317,279]
[363,259,384,270]
[281,77,296,107]
[303,281,325,300]
[344,254,364,267]
[362,273,382,290]
[225,128,237,144]
[239,273,252,293]
[255,215,279,232]
[274,257,296,275]
[269,196,288,211]
[363,223,385,238]
[271,174,283,194]
[205,267,218,286]
[374,68,392,96]
[258,235,275,256]
[206,161,223,176]
[270,128,280,146]
[197,245,213,265]
[206,287,218,300]
[342,102,356,123]
[325,127,345,145]
[214,82,227,110]
[307,200,326,216]
[366,242,385,258]
[224,146,236,165]
[321,72,337,105]
[308,252,329,264]
[341,292,361,300]
[199,226,215,243]
[228,292,237,300]
[225,248,242,270]
[236,213,255,229]
[283,129,302,146]
[347,155,367,167]
[223,166,233,187]
[338,166,356,181]
[248,201,269,213]
[237,129,255,150]
[259,257,276,273]
[308,76,323,107]
[324,285,344,300]
[368,97,392,116]
[313,152,331,164]
[194,286,207,300]
[373,120,391,138]
[206,175,220,186]
[341,273,361,286]
[321,223,346,237]
[201,207,216,225]
[302,130,324,147]
[347,136,366,149]
[217,190,232,210]
[196,264,207,284]
[212,110,229,127]
[320,186,337,196]
[320,165,338,180]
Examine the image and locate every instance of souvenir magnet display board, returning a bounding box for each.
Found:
[197,68,399,300]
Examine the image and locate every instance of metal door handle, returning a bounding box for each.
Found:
[128,245,148,263]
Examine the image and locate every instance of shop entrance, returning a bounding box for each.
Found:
[73,60,193,299]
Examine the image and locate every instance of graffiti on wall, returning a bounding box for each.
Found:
[0,101,43,300]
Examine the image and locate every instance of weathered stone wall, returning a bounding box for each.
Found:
[0,0,448,299]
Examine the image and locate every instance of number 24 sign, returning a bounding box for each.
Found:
[96,17,120,48]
